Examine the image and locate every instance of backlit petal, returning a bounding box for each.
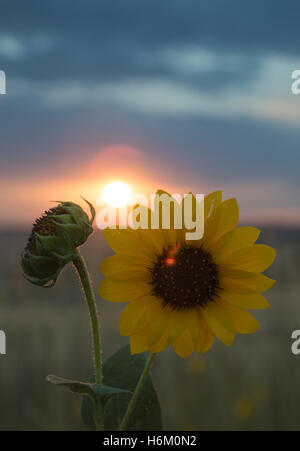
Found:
[196,319,215,353]
[187,309,200,344]
[220,291,270,309]
[130,326,150,354]
[108,269,150,282]
[134,296,163,332]
[103,228,150,255]
[225,244,276,272]
[221,302,260,334]
[150,327,170,353]
[148,306,172,347]
[213,198,239,243]
[204,191,222,221]
[137,229,165,255]
[173,329,195,358]
[168,309,189,343]
[214,227,261,264]
[220,269,276,293]
[99,254,151,276]
[203,204,221,248]
[202,301,235,332]
[119,299,149,336]
[98,279,151,302]
[202,302,235,346]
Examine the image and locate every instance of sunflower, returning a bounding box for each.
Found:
[98,191,276,358]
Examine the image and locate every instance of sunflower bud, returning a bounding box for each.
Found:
[21,199,95,287]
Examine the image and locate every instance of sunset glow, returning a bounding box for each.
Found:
[102,181,132,207]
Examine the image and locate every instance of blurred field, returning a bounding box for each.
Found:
[0,227,300,430]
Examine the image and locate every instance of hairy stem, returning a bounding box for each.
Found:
[119,353,155,431]
[73,249,104,430]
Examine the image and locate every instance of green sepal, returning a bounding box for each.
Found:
[47,213,72,224]
[21,254,38,278]
[22,272,59,288]
[46,374,131,399]
[64,203,90,226]
[24,252,59,279]
[35,233,70,257]
[52,222,84,249]
[50,250,77,262]
[81,197,96,226]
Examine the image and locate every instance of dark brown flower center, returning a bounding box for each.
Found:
[148,244,221,311]
[25,206,67,255]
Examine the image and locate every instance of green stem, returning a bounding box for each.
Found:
[119,353,155,431]
[72,250,104,430]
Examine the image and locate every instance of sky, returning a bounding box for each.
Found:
[0,0,300,227]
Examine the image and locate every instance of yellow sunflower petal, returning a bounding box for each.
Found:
[148,306,172,347]
[137,228,166,254]
[173,329,195,358]
[98,279,150,302]
[150,327,170,353]
[119,299,149,336]
[103,228,150,255]
[225,244,276,272]
[221,302,260,334]
[220,291,270,310]
[202,301,235,332]
[196,319,215,353]
[99,254,151,276]
[187,309,200,344]
[214,227,261,264]
[209,229,235,255]
[129,203,167,254]
[220,269,276,293]
[118,296,162,336]
[213,198,239,243]
[130,326,150,354]
[107,269,150,282]
[168,309,188,343]
[204,191,222,221]
[202,302,235,346]
[203,204,222,247]
[134,296,163,332]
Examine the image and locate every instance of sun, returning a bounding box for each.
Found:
[102,181,132,207]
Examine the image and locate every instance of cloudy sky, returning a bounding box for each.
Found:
[0,0,299,227]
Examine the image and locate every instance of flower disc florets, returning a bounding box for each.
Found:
[149,244,221,311]
[21,199,95,287]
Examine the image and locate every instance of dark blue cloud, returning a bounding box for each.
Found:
[0,0,299,217]
[0,0,299,84]
[0,0,299,55]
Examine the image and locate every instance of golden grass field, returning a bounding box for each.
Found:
[0,227,299,430]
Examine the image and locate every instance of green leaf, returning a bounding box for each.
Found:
[46,374,131,398]
[92,384,132,397]
[81,345,162,431]
[81,395,96,430]
[47,375,93,396]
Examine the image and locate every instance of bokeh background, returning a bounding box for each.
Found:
[0,0,300,430]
